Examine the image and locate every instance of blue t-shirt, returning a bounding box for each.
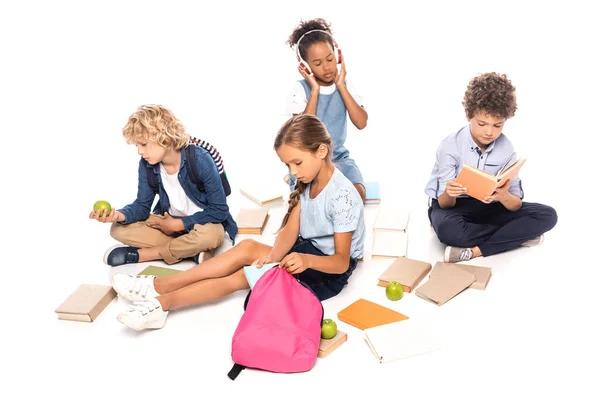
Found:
[299,167,365,259]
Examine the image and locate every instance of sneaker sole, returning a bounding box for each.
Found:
[117,313,167,331]
[444,246,452,263]
[103,244,127,266]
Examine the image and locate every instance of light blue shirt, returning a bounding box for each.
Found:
[299,167,365,259]
[424,125,524,200]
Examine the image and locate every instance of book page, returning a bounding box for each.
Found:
[496,153,517,177]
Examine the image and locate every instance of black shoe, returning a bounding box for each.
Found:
[104,245,140,267]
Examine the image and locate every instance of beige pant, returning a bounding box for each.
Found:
[110,215,225,264]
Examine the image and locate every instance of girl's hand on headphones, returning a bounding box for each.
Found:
[335,61,347,88]
[298,65,319,91]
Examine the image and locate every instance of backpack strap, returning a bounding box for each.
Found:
[227,363,245,380]
[185,145,204,190]
[145,164,159,193]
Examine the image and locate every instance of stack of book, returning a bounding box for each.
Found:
[371,207,410,259]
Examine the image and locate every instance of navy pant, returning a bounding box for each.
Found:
[428,198,558,256]
[291,237,358,301]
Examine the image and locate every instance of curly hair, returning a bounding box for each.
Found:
[122,104,189,150]
[462,72,517,119]
[274,114,332,229]
[286,18,335,62]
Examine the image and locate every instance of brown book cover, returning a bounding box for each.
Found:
[318,330,348,358]
[236,208,270,235]
[415,264,476,306]
[337,298,409,330]
[377,257,432,293]
[430,262,492,290]
[55,284,117,322]
[455,158,526,201]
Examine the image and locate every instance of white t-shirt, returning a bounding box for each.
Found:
[299,167,365,259]
[285,80,365,115]
[160,164,204,217]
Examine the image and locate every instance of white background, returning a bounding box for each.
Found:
[2,1,598,399]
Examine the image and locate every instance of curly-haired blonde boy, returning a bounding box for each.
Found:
[90,105,237,266]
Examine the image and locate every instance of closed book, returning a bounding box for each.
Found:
[243,263,279,289]
[318,330,348,358]
[373,207,410,232]
[337,298,409,330]
[372,230,408,259]
[415,264,476,306]
[236,208,270,235]
[138,265,182,278]
[430,262,492,290]
[240,185,284,207]
[55,284,116,322]
[364,182,380,205]
[455,156,526,202]
[377,258,432,293]
[364,319,440,363]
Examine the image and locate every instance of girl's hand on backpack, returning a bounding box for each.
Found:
[252,254,275,269]
[298,65,320,92]
[89,208,124,223]
[280,252,310,274]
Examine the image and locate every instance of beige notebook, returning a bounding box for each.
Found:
[55,284,117,322]
[430,262,492,290]
[364,319,440,363]
[236,208,270,235]
[240,186,284,207]
[415,264,476,306]
[373,207,410,232]
[372,230,408,259]
[318,330,348,358]
[377,258,432,293]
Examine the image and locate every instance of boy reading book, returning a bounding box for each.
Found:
[424,73,557,263]
[455,153,526,202]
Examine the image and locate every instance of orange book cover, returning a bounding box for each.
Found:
[455,157,526,201]
[337,298,409,330]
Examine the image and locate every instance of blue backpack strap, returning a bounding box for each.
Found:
[227,363,245,380]
[188,138,232,196]
[145,163,159,193]
[185,145,204,190]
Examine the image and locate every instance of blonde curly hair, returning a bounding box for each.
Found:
[122,104,189,150]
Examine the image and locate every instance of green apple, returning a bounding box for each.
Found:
[386,281,404,301]
[321,318,338,339]
[93,200,112,216]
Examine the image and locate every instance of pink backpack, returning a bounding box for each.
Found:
[227,267,323,380]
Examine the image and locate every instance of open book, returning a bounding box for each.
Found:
[364,319,440,363]
[455,154,526,201]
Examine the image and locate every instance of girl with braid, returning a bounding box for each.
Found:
[109,115,365,331]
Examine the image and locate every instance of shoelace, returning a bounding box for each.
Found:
[127,275,154,297]
[128,300,160,316]
[459,248,473,261]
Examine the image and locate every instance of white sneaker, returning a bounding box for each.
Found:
[111,273,159,302]
[521,234,545,247]
[117,298,168,331]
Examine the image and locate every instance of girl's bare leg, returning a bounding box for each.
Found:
[153,239,272,294]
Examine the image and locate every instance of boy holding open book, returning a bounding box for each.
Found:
[424,73,557,263]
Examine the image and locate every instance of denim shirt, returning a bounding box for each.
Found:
[118,145,238,243]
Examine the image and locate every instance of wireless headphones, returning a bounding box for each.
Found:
[295,29,342,76]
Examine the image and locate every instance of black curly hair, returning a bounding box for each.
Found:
[463,72,517,119]
[286,18,335,62]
